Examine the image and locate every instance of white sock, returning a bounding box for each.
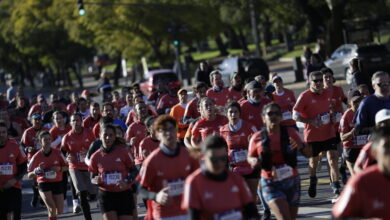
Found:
[72,199,79,207]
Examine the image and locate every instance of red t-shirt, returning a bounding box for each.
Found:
[293,89,335,142]
[339,109,368,149]
[28,103,45,117]
[82,115,100,131]
[184,98,200,119]
[125,122,147,165]
[27,149,67,183]
[191,115,228,141]
[61,128,95,170]
[0,138,27,189]
[272,89,296,127]
[89,146,135,192]
[240,98,271,130]
[333,165,390,219]
[157,94,179,113]
[125,106,157,126]
[113,99,127,111]
[49,125,71,150]
[138,146,199,219]
[182,169,253,219]
[248,127,302,179]
[326,86,346,130]
[67,103,77,115]
[219,121,257,167]
[228,88,243,102]
[206,88,230,107]
[138,136,160,163]
[21,127,47,161]
[355,142,375,171]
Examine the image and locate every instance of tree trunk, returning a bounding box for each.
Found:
[295,0,326,43]
[113,56,121,87]
[226,26,241,49]
[215,35,229,56]
[73,63,84,89]
[150,41,165,67]
[238,29,249,52]
[326,0,347,58]
[261,15,272,47]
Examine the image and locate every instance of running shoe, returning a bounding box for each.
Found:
[262,209,271,220]
[308,176,318,198]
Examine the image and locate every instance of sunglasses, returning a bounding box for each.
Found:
[312,79,323,83]
[209,156,229,164]
[377,82,390,88]
[266,111,281,117]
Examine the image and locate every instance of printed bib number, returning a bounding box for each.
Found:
[104,172,122,185]
[44,171,57,179]
[275,164,293,181]
[214,209,243,220]
[0,163,13,175]
[77,152,86,163]
[167,179,184,196]
[231,149,248,163]
[354,135,368,146]
[319,113,330,125]
[282,111,292,120]
[335,112,342,123]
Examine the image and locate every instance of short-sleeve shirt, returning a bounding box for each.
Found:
[61,128,95,170]
[89,145,135,192]
[138,146,199,219]
[248,127,302,179]
[240,99,271,130]
[354,94,390,130]
[82,115,100,131]
[184,98,200,120]
[27,149,67,183]
[170,104,189,139]
[272,89,296,126]
[66,103,77,115]
[228,88,243,102]
[333,165,390,219]
[182,169,253,219]
[21,127,47,161]
[354,142,376,170]
[138,137,159,163]
[206,88,230,107]
[156,94,179,113]
[339,109,367,149]
[0,138,27,189]
[219,121,257,167]
[49,126,71,150]
[125,122,147,165]
[293,89,335,142]
[119,106,133,119]
[191,115,228,141]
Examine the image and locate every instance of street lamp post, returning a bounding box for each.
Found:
[249,0,262,58]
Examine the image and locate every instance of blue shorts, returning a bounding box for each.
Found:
[261,175,300,207]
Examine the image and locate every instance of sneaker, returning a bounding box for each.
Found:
[308,176,318,198]
[331,181,341,195]
[73,204,81,214]
[30,193,38,208]
[331,194,340,204]
[339,166,348,185]
[262,209,271,220]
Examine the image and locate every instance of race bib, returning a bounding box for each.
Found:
[167,178,184,196]
[77,152,86,163]
[282,111,292,120]
[214,209,242,220]
[319,113,330,125]
[0,163,13,175]
[44,171,57,179]
[104,171,122,185]
[335,112,342,123]
[231,149,248,163]
[275,164,293,181]
[354,135,368,146]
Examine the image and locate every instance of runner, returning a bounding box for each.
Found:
[333,126,390,219]
[138,116,159,164]
[27,131,68,220]
[191,97,227,149]
[61,113,95,220]
[228,72,244,102]
[156,82,179,115]
[0,122,27,220]
[293,71,340,199]
[339,90,364,176]
[271,75,297,128]
[240,81,271,130]
[93,102,127,139]
[169,88,189,144]
[89,124,137,220]
[82,102,101,131]
[182,135,260,219]
[66,92,79,115]
[219,101,258,197]
[206,70,230,108]
[248,103,310,220]
[183,82,208,123]
[119,93,133,120]
[138,115,198,220]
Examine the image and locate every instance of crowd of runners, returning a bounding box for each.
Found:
[1,58,390,220]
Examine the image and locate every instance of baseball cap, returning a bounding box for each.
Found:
[31,113,42,120]
[246,80,263,91]
[375,109,390,125]
[81,89,90,97]
[347,89,362,102]
[272,75,282,83]
[168,81,180,89]
[177,88,187,95]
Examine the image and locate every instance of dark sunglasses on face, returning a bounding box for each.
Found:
[312,79,323,83]
[209,156,229,164]
[377,82,390,88]
[266,111,281,117]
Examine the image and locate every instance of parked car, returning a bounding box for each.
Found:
[325,43,390,81]
[219,56,269,86]
[140,69,180,94]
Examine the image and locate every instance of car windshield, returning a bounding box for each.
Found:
[357,45,389,54]
[153,72,178,84]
